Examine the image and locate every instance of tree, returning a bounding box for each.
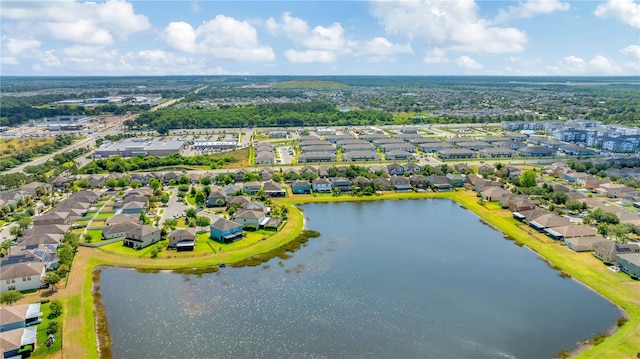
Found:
[76,178,90,188]
[10,226,23,238]
[46,320,60,335]
[190,186,197,196]
[200,177,212,186]
[195,216,211,231]
[83,233,93,243]
[105,178,117,189]
[195,192,206,205]
[17,217,32,229]
[43,272,62,292]
[243,172,261,182]
[519,170,537,188]
[179,175,190,185]
[116,177,129,188]
[149,178,161,190]
[49,300,63,318]
[159,193,170,205]
[0,290,23,305]
[202,185,211,198]
[185,207,197,219]
[163,218,178,229]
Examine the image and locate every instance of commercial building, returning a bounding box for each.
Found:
[94,138,186,158]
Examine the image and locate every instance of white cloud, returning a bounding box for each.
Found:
[563,55,586,66]
[456,55,483,69]
[620,44,640,59]
[370,0,527,54]
[41,50,62,67]
[163,15,275,62]
[1,0,151,46]
[1,57,18,65]
[284,49,337,63]
[359,37,413,56]
[266,12,354,63]
[588,55,621,73]
[3,37,41,56]
[423,47,450,64]
[550,54,622,74]
[164,22,197,53]
[494,0,570,23]
[594,0,640,28]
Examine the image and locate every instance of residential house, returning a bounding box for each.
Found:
[226,195,252,210]
[544,224,597,241]
[351,176,372,188]
[234,169,247,183]
[596,183,636,198]
[372,178,392,191]
[33,211,70,226]
[210,217,244,242]
[121,201,146,215]
[298,152,337,163]
[617,253,640,278]
[418,141,453,153]
[263,181,286,197]
[386,163,405,176]
[312,178,332,193]
[103,223,132,239]
[1,326,37,359]
[481,187,510,202]
[207,191,227,207]
[221,184,242,196]
[105,214,141,226]
[331,177,352,192]
[242,181,262,195]
[403,163,422,174]
[390,176,412,191]
[255,152,276,165]
[437,148,477,160]
[49,175,70,190]
[0,262,45,293]
[122,224,161,250]
[233,210,266,228]
[385,150,414,161]
[593,241,640,264]
[0,303,42,332]
[409,175,429,189]
[427,175,453,191]
[528,213,571,232]
[258,168,274,181]
[342,150,380,162]
[291,180,312,194]
[168,228,196,251]
[478,148,517,158]
[446,173,467,187]
[380,143,415,153]
[564,235,606,252]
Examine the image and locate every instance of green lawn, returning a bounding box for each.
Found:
[73,219,90,226]
[85,229,103,241]
[94,212,114,219]
[30,301,63,359]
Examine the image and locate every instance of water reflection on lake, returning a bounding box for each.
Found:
[99,199,620,358]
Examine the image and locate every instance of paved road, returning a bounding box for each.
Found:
[161,189,189,224]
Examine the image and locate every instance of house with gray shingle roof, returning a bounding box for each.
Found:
[168,228,196,251]
[210,217,243,242]
[122,224,161,250]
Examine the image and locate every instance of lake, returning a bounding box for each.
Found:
[98,199,621,358]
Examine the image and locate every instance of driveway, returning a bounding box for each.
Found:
[161,189,190,224]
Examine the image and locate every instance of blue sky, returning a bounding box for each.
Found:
[1,0,639,76]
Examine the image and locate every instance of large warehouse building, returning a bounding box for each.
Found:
[94,138,186,158]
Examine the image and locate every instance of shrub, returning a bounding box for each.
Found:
[46,320,60,335]
[49,300,63,318]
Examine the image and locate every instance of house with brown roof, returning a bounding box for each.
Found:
[0,262,45,292]
[1,326,37,359]
[168,228,196,251]
[0,303,42,332]
[593,241,640,264]
[544,224,597,241]
[564,235,606,252]
[32,211,71,226]
[390,176,412,191]
[263,180,286,197]
[122,224,161,250]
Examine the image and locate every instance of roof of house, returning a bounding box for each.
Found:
[0,262,45,280]
[0,303,41,326]
[551,224,597,238]
[617,253,640,266]
[103,222,132,237]
[169,228,196,240]
[106,214,141,225]
[234,210,265,221]
[126,224,160,237]
[211,216,243,231]
[263,181,284,191]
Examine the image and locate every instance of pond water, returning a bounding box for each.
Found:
[99,199,621,358]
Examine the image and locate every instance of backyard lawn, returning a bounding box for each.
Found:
[94,212,115,219]
[30,301,63,359]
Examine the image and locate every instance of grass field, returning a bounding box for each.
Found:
[0,138,55,158]
[30,301,63,359]
[94,212,115,219]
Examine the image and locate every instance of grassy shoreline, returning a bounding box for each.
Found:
[26,190,639,359]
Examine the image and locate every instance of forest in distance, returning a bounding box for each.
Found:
[1,75,639,129]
